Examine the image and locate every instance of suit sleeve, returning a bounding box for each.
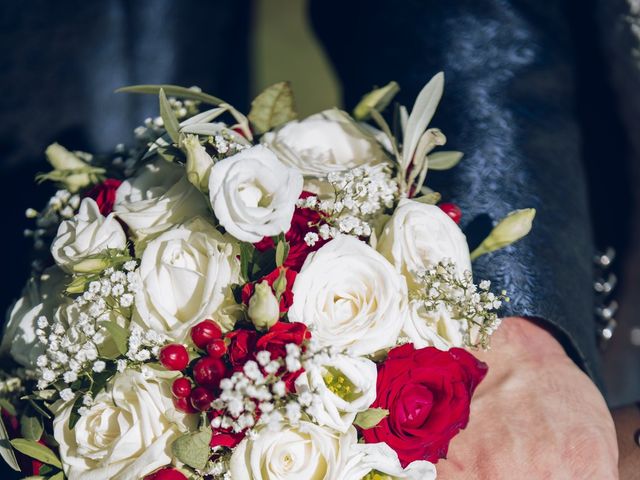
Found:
[310,0,602,386]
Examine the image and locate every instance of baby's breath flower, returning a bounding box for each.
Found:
[411,259,508,349]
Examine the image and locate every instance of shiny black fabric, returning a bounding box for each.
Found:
[310,0,602,385]
[0,0,612,391]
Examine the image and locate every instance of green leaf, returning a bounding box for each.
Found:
[413,192,441,205]
[470,208,536,260]
[171,430,212,470]
[20,414,43,442]
[0,414,20,472]
[275,238,289,268]
[67,393,84,430]
[0,398,16,417]
[428,151,464,170]
[38,464,55,476]
[353,81,400,120]
[117,84,225,107]
[239,243,255,282]
[50,472,64,480]
[159,88,181,144]
[248,82,297,134]
[272,268,288,301]
[353,408,389,429]
[25,399,52,421]
[402,72,444,170]
[10,439,61,469]
[100,320,129,356]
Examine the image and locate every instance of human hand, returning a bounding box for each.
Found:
[437,317,618,479]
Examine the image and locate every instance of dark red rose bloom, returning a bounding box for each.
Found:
[255,321,310,360]
[209,411,245,449]
[254,191,326,271]
[241,267,297,314]
[225,329,259,369]
[84,178,122,215]
[362,344,487,466]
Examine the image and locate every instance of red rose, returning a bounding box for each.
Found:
[241,267,297,314]
[225,329,258,368]
[256,321,310,360]
[84,178,122,215]
[254,192,326,271]
[362,343,487,465]
[209,410,245,449]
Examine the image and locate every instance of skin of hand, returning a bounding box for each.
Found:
[611,405,640,479]
[436,317,618,479]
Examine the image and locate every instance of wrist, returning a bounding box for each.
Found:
[491,316,569,364]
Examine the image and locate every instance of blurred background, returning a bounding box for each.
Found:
[0,0,639,476]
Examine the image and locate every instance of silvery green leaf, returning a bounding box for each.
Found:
[402,73,444,170]
[0,414,20,472]
[117,84,225,106]
[428,151,463,170]
[159,88,181,144]
[275,239,289,268]
[20,413,43,442]
[0,399,16,417]
[248,81,297,135]
[10,439,62,468]
[353,408,389,429]
[99,320,128,356]
[180,107,227,127]
[180,123,226,136]
[353,81,400,120]
[172,430,212,470]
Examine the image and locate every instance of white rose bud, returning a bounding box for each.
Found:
[183,134,214,193]
[113,158,209,242]
[261,109,388,179]
[208,145,303,243]
[51,198,126,272]
[247,281,280,331]
[53,368,196,480]
[230,421,356,480]
[0,266,67,368]
[289,235,407,356]
[377,199,471,290]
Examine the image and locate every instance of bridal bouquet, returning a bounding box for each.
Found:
[0,74,534,479]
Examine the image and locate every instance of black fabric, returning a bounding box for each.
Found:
[310,0,606,386]
[0,0,254,314]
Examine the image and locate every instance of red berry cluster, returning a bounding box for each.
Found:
[158,319,229,414]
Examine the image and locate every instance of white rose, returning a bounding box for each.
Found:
[51,198,126,272]
[295,354,377,433]
[340,442,437,480]
[289,235,407,356]
[133,218,241,340]
[113,158,210,239]
[377,199,471,290]
[208,145,303,242]
[229,421,356,480]
[53,368,196,480]
[262,109,388,178]
[1,267,67,368]
[404,301,465,350]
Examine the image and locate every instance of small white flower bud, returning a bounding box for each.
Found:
[247,281,280,331]
[184,134,214,193]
